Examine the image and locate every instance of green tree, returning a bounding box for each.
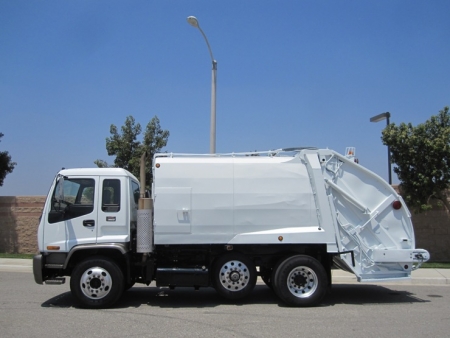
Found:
[95,116,169,188]
[381,106,450,212]
[0,133,16,187]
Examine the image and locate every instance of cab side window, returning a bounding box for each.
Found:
[132,181,140,205]
[102,179,121,212]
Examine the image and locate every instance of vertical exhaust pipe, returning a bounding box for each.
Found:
[140,151,147,201]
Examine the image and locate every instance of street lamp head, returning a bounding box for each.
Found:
[370,112,391,123]
[187,16,199,28]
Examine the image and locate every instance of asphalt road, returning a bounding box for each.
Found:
[1,269,449,338]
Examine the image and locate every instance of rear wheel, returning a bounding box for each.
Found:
[213,253,257,300]
[272,255,327,307]
[70,256,124,308]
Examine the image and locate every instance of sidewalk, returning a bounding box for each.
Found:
[1,258,449,285]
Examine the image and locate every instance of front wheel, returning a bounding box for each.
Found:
[213,253,257,300]
[70,256,124,308]
[272,255,327,307]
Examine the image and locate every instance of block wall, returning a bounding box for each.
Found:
[0,196,45,254]
[411,208,450,261]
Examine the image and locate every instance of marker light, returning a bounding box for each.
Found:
[47,246,60,250]
[392,201,402,210]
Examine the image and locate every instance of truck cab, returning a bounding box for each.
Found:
[34,168,140,286]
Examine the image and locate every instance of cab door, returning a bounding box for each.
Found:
[96,176,129,244]
[44,176,99,252]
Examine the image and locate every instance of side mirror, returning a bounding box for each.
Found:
[48,210,64,223]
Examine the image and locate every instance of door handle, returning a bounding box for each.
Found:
[83,220,95,227]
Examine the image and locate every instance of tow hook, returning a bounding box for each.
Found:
[412,253,425,270]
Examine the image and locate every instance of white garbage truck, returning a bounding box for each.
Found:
[33,147,429,308]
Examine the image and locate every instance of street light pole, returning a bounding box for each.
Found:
[370,112,392,185]
[187,16,217,154]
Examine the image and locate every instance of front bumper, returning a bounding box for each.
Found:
[33,254,44,284]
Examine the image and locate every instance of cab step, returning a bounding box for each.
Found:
[45,278,66,285]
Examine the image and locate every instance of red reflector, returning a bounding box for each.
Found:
[392,201,402,210]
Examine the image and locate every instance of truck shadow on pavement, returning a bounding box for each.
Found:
[41,284,428,309]
[325,284,429,305]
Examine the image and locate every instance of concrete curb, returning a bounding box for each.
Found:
[0,258,34,273]
[1,259,449,285]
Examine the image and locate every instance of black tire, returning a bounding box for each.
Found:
[272,255,327,307]
[70,256,124,309]
[270,256,285,292]
[213,253,257,300]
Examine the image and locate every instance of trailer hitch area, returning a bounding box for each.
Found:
[412,250,430,270]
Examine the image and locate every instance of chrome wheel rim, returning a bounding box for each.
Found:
[79,267,112,300]
[287,266,318,298]
[219,260,251,291]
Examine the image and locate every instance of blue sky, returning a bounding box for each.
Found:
[1,0,449,196]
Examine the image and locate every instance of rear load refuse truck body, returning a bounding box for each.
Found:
[33,147,429,308]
